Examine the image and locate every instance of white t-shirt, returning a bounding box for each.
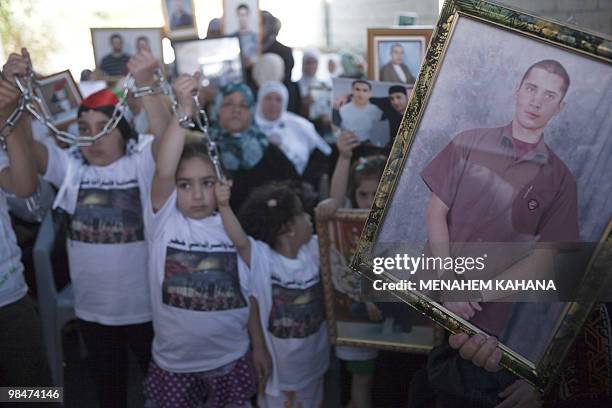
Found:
[339,102,383,143]
[0,151,28,308]
[252,237,329,394]
[43,136,155,325]
[145,192,254,373]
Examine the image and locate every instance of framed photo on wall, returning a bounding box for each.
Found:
[352,0,612,392]
[34,70,82,128]
[90,27,164,80]
[161,0,198,39]
[222,0,260,64]
[317,209,440,353]
[367,27,433,84]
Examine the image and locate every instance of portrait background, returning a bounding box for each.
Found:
[173,36,243,88]
[377,17,612,247]
[375,38,424,80]
[162,0,197,38]
[222,0,259,36]
[332,78,413,148]
[37,70,81,126]
[91,28,163,72]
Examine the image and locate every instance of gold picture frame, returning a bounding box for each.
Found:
[317,209,442,353]
[351,0,612,391]
[367,27,433,83]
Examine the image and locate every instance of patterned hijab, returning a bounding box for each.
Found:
[210,83,269,171]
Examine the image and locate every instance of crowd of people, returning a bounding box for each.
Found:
[0,7,610,408]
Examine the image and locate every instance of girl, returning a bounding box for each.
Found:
[0,60,52,388]
[143,73,271,408]
[316,131,387,408]
[4,48,168,407]
[239,184,330,408]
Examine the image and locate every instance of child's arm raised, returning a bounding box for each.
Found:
[127,48,172,155]
[248,296,272,388]
[1,49,49,176]
[151,73,199,212]
[216,180,252,266]
[330,130,359,203]
[0,76,37,197]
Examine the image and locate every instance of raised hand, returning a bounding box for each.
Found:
[127,48,159,86]
[2,48,31,83]
[214,179,233,209]
[172,73,200,117]
[337,130,359,159]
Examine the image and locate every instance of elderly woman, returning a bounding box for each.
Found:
[255,81,331,178]
[210,83,298,210]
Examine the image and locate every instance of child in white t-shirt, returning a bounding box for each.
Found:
[142,73,271,408]
[0,60,52,388]
[316,131,388,408]
[238,184,330,408]
[5,48,169,407]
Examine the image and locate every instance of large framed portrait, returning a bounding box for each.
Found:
[367,27,433,84]
[90,27,164,80]
[332,77,413,153]
[317,209,440,352]
[222,0,260,64]
[172,36,244,88]
[34,70,82,128]
[161,0,198,39]
[351,0,612,391]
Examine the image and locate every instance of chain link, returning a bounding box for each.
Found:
[5,63,224,179]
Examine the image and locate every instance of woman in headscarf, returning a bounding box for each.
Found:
[255,81,331,182]
[210,83,299,210]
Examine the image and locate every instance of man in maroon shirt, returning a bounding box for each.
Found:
[422,59,577,407]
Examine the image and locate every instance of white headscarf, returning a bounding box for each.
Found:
[255,81,331,174]
[297,49,320,96]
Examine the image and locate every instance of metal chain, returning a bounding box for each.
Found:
[6,63,224,179]
[0,94,26,150]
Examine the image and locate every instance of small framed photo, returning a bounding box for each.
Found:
[161,0,198,39]
[222,0,260,63]
[90,27,164,79]
[173,36,244,88]
[317,209,440,352]
[353,0,612,391]
[367,27,433,84]
[332,77,413,152]
[307,83,332,121]
[35,70,82,128]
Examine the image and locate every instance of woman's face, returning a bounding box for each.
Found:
[261,91,283,121]
[78,110,125,166]
[219,91,252,133]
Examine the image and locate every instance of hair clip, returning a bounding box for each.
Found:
[267,199,278,208]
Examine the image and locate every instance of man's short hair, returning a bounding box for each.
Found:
[351,79,372,91]
[390,43,404,54]
[388,85,407,95]
[520,59,570,98]
[237,3,250,12]
[110,33,123,43]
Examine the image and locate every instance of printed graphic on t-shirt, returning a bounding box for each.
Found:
[163,247,247,311]
[69,187,144,243]
[268,282,324,339]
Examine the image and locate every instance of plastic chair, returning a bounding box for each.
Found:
[33,211,76,387]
